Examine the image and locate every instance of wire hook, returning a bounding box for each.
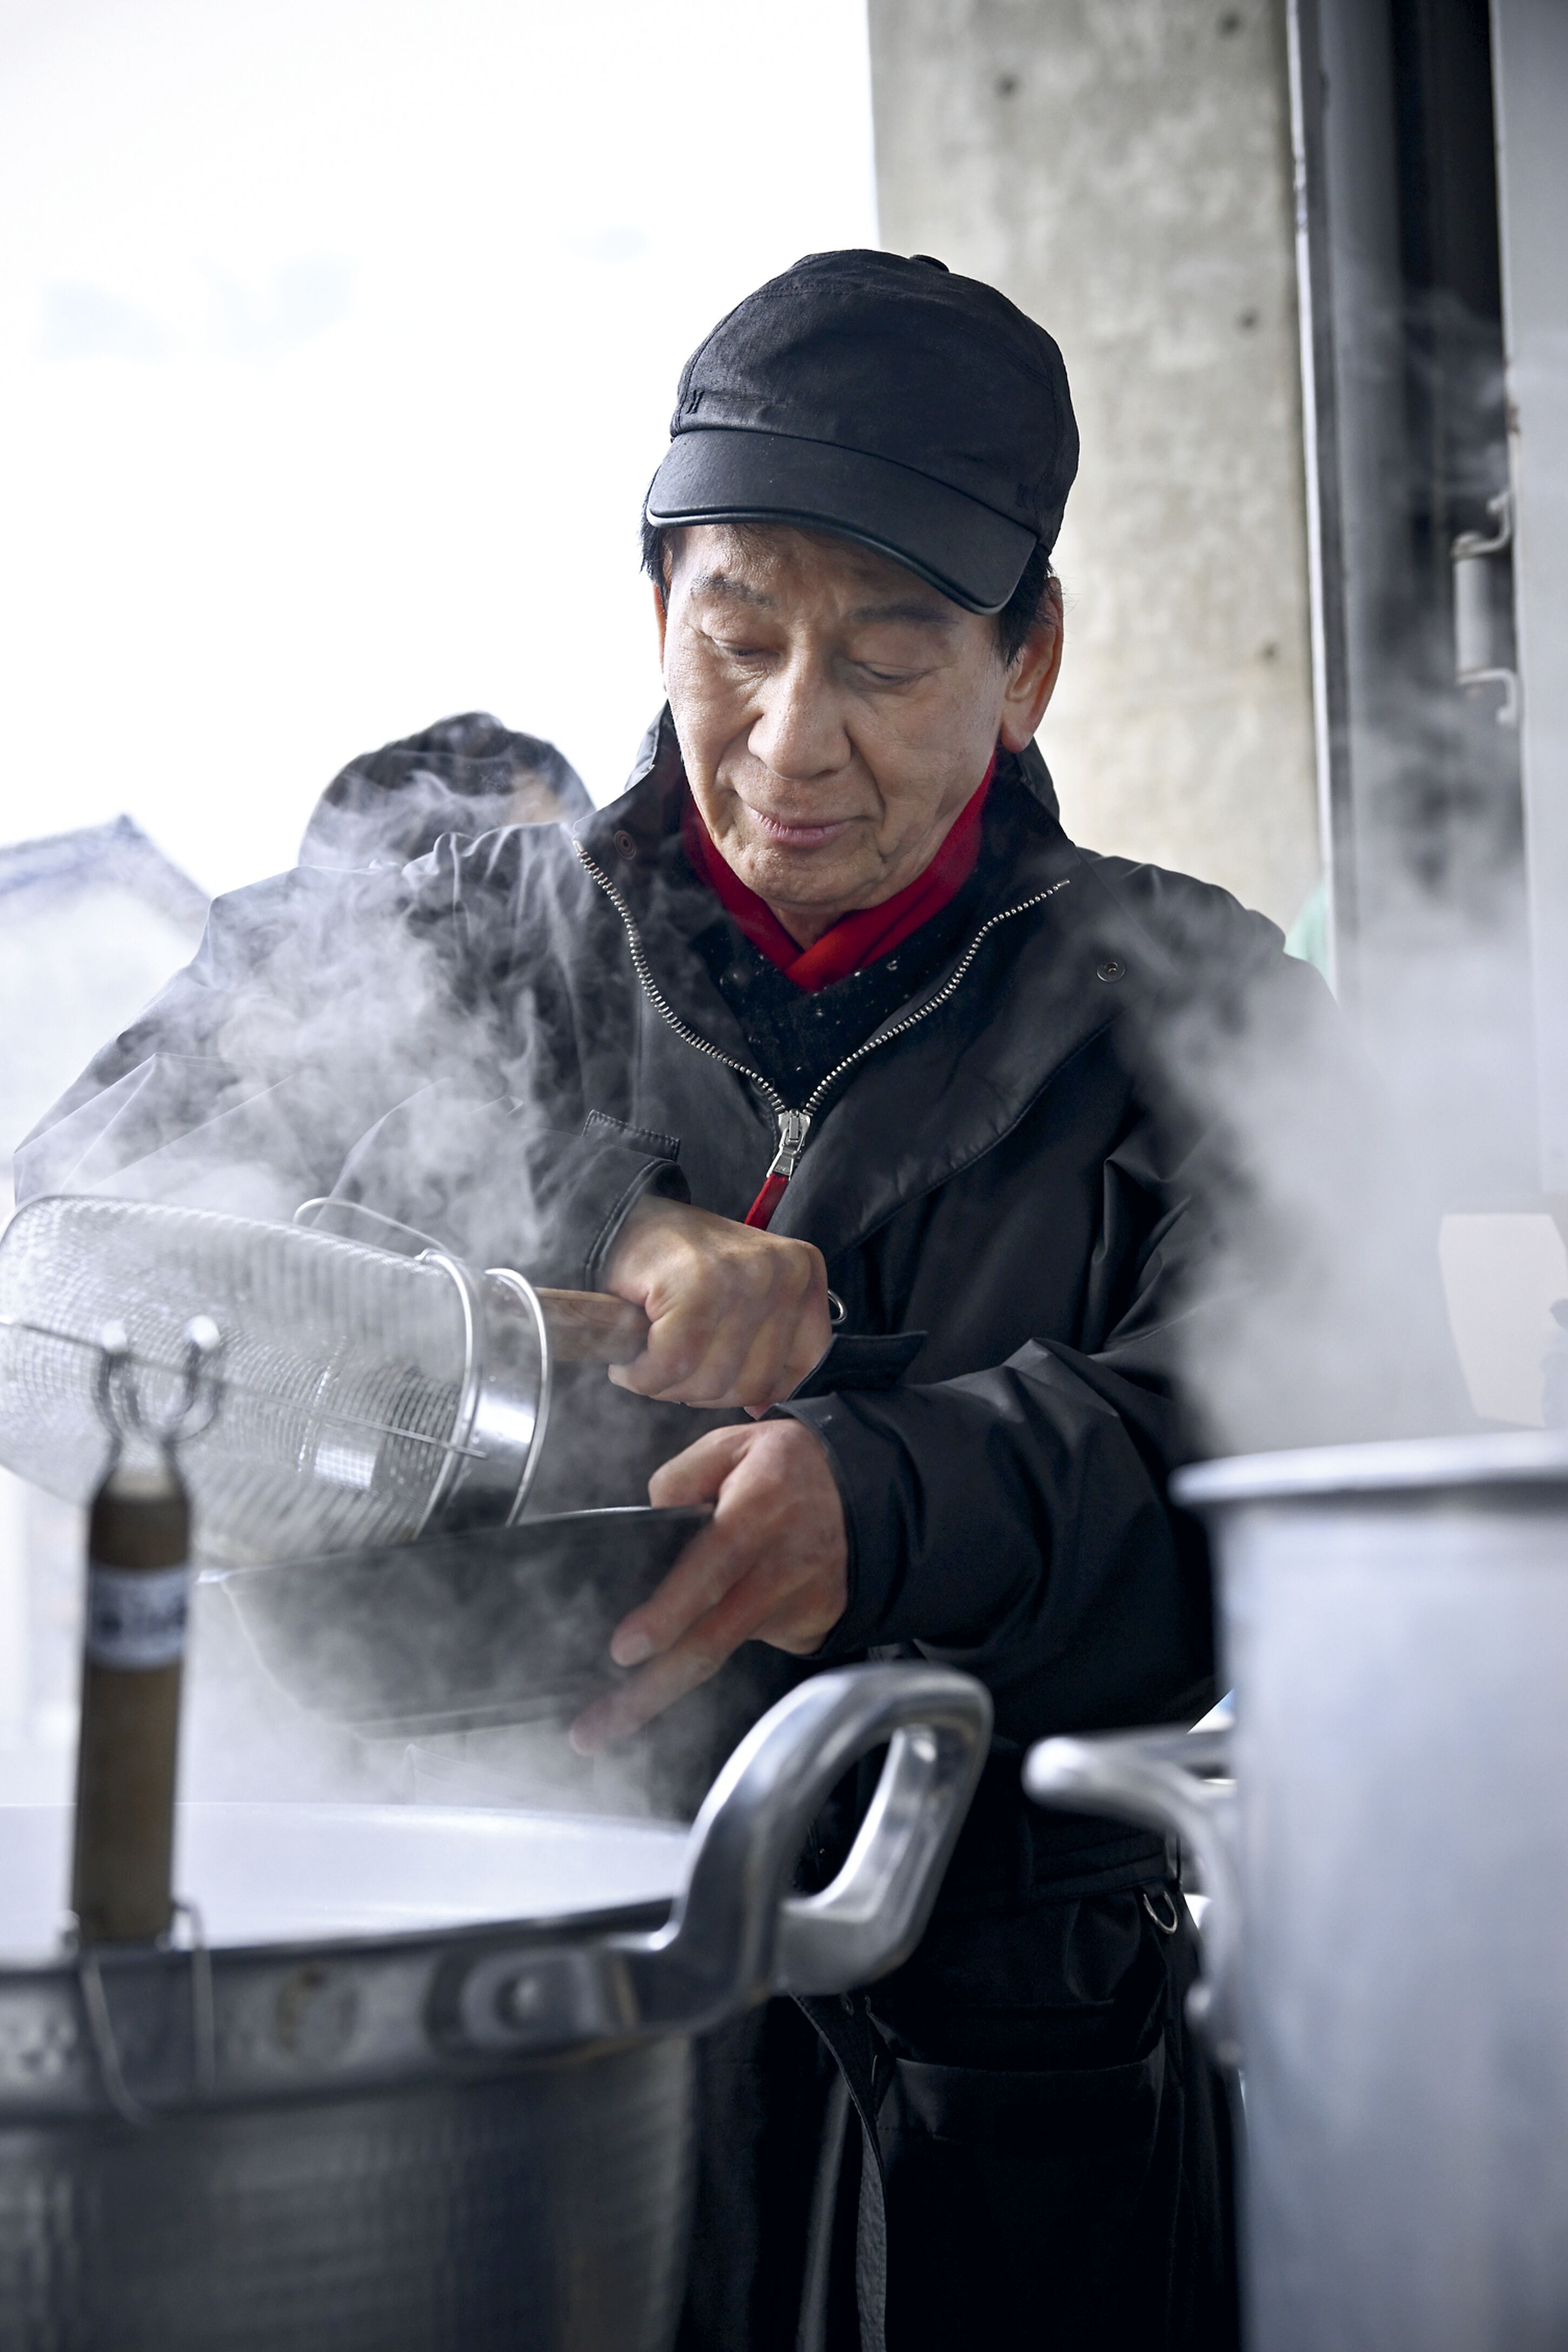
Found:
[94,1315,224,1461]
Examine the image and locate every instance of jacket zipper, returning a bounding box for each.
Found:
[574,836,1068,1226]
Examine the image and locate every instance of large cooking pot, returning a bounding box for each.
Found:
[1025,1431,1568,2352]
[0,1662,990,2352]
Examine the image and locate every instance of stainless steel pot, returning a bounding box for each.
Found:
[1026,1431,1568,2352]
[0,1662,990,2352]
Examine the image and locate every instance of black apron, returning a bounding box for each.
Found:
[676,1876,1238,2352]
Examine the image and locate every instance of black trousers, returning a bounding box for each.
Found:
[675,1888,1238,2352]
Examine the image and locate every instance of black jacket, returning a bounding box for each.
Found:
[19,711,1370,1793]
[25,710,1400,2346]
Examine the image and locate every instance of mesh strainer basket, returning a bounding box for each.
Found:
[0,1195,552,1566]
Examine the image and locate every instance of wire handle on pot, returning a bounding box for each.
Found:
[94,1315,224,1462]
[67,1898,217,2127]
[1024,1724,1240,2067]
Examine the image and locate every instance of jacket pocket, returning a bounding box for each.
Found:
[879,2034,1173,2347]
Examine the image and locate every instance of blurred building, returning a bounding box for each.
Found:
[868,0,1568,1414]
[0,815,208,1204]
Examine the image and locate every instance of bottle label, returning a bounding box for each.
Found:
[85,1562,191,1671]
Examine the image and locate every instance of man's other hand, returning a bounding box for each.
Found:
[603,1194,832,1411]
[568,1419,848,1752]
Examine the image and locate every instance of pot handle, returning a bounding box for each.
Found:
[626,1664,992,2026]
[447,1665,989,2054]
[1023,1725,1241,2067]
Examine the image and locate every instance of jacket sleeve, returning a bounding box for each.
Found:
[12,854,683,1291]
[781,980,1224,1746]
[784,933,1466,1749]
[782,1339,1211,1746]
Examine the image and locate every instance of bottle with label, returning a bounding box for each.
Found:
[71,1449,192,1944]
[71,1315,219,1948]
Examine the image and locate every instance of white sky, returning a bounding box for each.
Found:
[0,0,878,898]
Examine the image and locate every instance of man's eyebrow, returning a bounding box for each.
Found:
[685,574,955,628]
[846,598,958,628]
[687,571,775,607]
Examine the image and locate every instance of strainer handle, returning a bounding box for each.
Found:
[294,1199,649,1365]
[531,1288,649,1365]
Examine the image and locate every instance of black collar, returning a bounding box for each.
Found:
[571,711,1183,1259]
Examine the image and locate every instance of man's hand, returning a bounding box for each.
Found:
[569,1419,848,1752]
[603,1194,832,1412]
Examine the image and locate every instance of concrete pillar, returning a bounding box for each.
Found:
[868,0,1320,932]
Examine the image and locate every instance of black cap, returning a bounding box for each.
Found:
[645,250,1078,615]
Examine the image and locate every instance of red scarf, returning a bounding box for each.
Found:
[682,757,995,1227]
[681,755,995,993]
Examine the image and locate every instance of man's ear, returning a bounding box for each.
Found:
[998,588,1064,754]
[653,578,669,670]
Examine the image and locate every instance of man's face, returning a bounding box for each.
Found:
[657,524,1061,945]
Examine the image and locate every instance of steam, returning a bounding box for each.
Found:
[4,582,1553,1853]
[1152,929,1475,1460]
[1153,276,1549,1458]
[297,715,593,875]
[3,763,745,1832]
[21,854,552,1263]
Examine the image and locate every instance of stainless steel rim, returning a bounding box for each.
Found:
[488,1266,553,1526]
[1173,1428,1568,1511]
[412,1249,484,1536]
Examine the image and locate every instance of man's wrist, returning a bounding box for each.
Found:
[772,1398,866,1652]
[584,1155,687,1290]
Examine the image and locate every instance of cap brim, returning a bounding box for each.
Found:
[645,428,1037,615]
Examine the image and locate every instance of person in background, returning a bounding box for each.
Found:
[297,710,592,871]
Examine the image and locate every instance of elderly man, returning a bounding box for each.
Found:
[21,252,1325,2347]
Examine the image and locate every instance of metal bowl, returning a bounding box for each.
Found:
[214,1505,710,1735]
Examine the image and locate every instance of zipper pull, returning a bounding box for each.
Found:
[767,1109,812,1180]
[745,1110,813,1231]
